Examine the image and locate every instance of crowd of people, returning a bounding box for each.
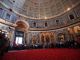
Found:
[0,32,9,57]
[0,32,80,54]
[11,39,80,50]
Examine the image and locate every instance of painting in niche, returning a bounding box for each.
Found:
[57,33,65,43]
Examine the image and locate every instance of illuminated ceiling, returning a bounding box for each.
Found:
[12,0,80,19]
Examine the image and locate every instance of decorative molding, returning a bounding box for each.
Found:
[0,18,17,27]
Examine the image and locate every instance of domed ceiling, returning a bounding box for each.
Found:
[12,0,80,19]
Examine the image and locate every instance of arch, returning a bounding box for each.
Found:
[13,20,29,46]
[15,20,29,32]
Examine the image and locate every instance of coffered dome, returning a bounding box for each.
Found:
[11,0,80,19]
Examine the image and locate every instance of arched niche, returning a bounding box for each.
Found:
[57,33,65,43]
[15,20,29,32]
[14,20,29,46]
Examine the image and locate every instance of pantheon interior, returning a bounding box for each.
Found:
[0,0,80,49]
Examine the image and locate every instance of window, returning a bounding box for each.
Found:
[15,37,23,45]
[69,14,74,20]
[56,20,59,25]
[6,13,11,20]
[33,22,36,27]
[10,15,16,23]
[15,31,24,45]
[45,22,47,27]
[0,8,3,18]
